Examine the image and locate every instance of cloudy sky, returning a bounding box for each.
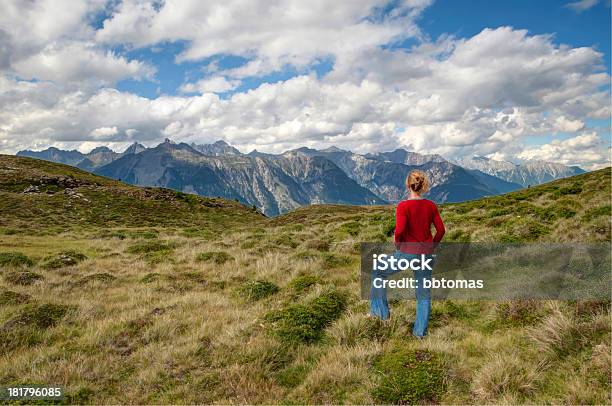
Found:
[0,0,610,169]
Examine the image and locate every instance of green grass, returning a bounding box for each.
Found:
[0,156,609,404]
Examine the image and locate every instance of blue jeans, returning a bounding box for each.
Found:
[370,251,433,337]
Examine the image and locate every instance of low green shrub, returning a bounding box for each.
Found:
[275,364,310,388]
[195,251,234,264]
[0,252,34,268]
[140,273,164,283]
[173,190,200,205]
[126,241,173,255]
[76,273,116,285]
[3,303,72,329]
[382,219,396,237]
[372,346,446,404]
[238,280,279,301]
[321,253,353,269]
[177,271,207,284]
[42,250,87,269]
[4,270,43,285]
[271,234,299,249]
[266,290,347,344]
[446,229,471,242]
[554,205,576,219]
[339,221,360,237]
[0,290,31,305]
[583,205,611,222]
[555,185,582,196]
[289,275,321,293]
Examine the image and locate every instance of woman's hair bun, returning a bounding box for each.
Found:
[406,170,430,193]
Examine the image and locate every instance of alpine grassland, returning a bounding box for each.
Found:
[0,155,610,404]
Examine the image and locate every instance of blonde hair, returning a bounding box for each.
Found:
[406,170,429,194]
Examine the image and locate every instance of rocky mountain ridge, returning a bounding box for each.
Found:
[16,140,585,215]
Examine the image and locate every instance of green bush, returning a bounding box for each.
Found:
[321,253,353,269]
[382,219,396,237]
[289,275,321,293]
[0,290,30,305]
[554,205,576,219]
[77,273,116,285]
[0,252,34,268]
[4,270,43,285]
[195,251,234,264]
[583,205,611,222]
[238,280,279,301]
[446,229,471,242]
[489,208,512,217]
[126,241,173,255]
[554,185,582,196]
[339,221,360,237]
[271,234,299,248]
[173,190,200,205]
[42,250,87,269]
[140,273,163,283]
[266,290,347,344]
[275,364,310,388]
[3,303,72,329]
[372,346,446,404]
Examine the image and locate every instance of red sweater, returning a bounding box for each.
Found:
[394,198,445,253]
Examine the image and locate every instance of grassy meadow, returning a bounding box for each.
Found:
[0,155,610,404]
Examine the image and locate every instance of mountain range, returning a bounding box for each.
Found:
[17,140,584,216]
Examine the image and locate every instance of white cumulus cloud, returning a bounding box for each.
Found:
[0,1,609,171]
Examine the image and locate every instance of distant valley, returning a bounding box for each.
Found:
[17,140,584,216]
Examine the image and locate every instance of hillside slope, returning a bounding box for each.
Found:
[0,159,609,404]
[273,167,610,243]
[0,155,263,234]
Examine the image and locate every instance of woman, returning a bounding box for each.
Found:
[370,170,445,338]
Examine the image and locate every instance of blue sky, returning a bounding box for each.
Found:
[0,0,610,169]
[423,0,611,67]
[116,0,611,99]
